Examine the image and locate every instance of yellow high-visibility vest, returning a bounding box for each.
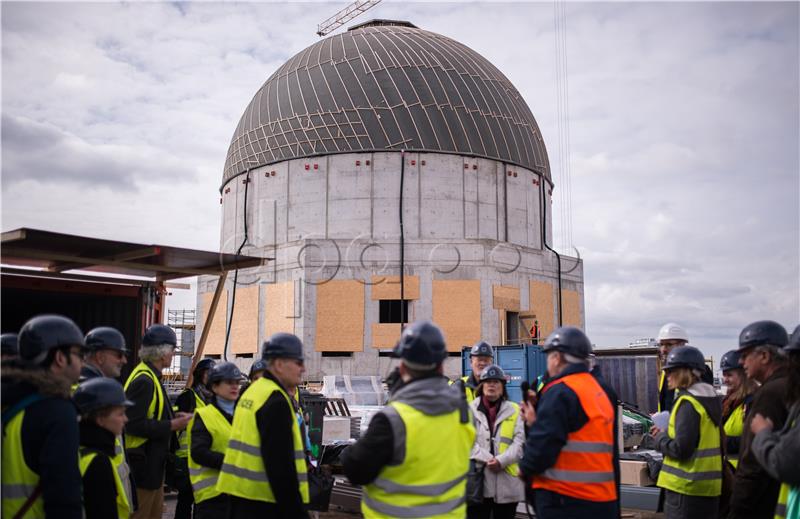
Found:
[175,389,206,458]
[723,403,745,468]
[123,362,165,450]
[215,377,309,503]
[188,404,232,504]
[449,376,476,402]
[497,402,520,476]
[79,448,131,519]
[1,410,44,518]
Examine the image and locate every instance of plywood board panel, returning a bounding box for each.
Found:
[433,280,481,352]
[529,280,555,340]
[265,282,295,337]
[370,275,420,300]
[229,285,260,354]
[492,284,520,311]
[201,290,228,356]
[372,323,404,349]
[561,289,583,328]
[316,280,364,352]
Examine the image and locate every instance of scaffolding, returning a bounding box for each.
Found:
[165,309,196,388]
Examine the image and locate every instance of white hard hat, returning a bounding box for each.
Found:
[658,323,689,342]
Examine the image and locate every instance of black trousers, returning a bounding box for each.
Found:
[467,499,518,519]
[533,489,618,519]
[194,495,229,519]
[173,457,194,519]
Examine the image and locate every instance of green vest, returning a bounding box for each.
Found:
[497,402,520,476]
[176,388,206,458]
[362,398,476,518]
[657,392,722,496]
[79,448,131,519]
[123,362,165,450]
[216,377,309,503]
[1,410,44,518]
[723,403,745,468]
[188,404,232,504]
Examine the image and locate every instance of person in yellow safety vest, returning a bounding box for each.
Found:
[749,324,800,519]
[519,326,618,519]
[451,341,494,402]
[657,323,690,413]
[74,377,135,519]
[720,349,755,469]
[468,364,525,519]
[729,320,791,519]
[217,333,310,518]
[341,320,476,519]
[173,357,215,519]
[124,324,193,519]
[1,315,86,519]
[650,345,723,519]
[80,326,129,383]
[188,362,242,519]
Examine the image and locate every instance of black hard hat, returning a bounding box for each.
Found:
[479,364,507,383]
[261,333,304,360]
[542,326,592,359]
[74,377,133,415]
[85,327,127,353]
[207,362,243,385]
[785,324,800,353]
[663,345,706,372]
[18,314,85,366]
[1,333,19,357]
[720,350,742,372]
[470,341,494,358]
[739,320,788,351]
[392,321,447,369]
[249,359,267,378]
[142,324,177,347]
[194,358,216,374]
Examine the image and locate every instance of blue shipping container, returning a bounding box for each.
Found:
[461,344,548,403]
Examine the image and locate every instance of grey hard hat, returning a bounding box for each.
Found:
[207,362,243,384]
[391,321,447,369]
[85,327,127,353]
[720,350,742,372]
[74,378,134,414]
[142,324,177,347]
[542,326,592,359]
[470,341,494,358]
[738,320,788,351]
[662,345,706,372]
[479,364,507,383]
[262,333,304,360]
[18,315,85,366]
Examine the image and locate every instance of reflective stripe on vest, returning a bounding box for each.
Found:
[1,410,44,518]
[79,449,131,519]
[723,403,744,468]
[176,389,206,458]
[656,393,722,496]
[775,482,789,519]
[533,372,617,502]
[123,362,165,450]
[498,402,520,476]
[362,400,476,518]
[215,378,309,503]
[112,435,135,509]
[188,404,232,504]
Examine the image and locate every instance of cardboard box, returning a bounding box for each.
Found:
[620,460,655,486]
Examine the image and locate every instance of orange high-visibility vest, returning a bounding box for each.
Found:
[532,371,617,502]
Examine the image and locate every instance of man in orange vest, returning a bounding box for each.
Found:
[519,326,619,519]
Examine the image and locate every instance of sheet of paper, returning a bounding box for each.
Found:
[651,411,670,430]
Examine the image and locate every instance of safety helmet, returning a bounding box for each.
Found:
[249,359,267,379]
[469,341,494,358]
[18,314,85,366]
[1,333,19,357]
[720,350,742,372]
[261,333,304,360]
[479,364,507,383]
[738,320,788,352]
[662,345,706,372]
[194,358,216,375]
[392,321,447,370]
[658,323,689,343]
[142,324,177,347]
[73,377,133,415]
[542,326,592,359]
[84,327,128,353]
[786,324,800,353]
[207,362,243,385]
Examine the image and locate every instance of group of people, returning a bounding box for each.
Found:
[1,314,798,519]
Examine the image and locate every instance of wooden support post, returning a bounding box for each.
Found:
[186,272,227,387]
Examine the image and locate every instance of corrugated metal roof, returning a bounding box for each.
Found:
[222,21,550,188]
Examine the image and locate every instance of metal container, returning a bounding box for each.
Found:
[594,349,659,413]
[462,344,548,403]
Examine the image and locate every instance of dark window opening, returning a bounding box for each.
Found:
[206,354,222,360]
[236,353,254,359]
[506,311,519,344]
[447,351,461,357]
[379,299,409,324]
[378,350,395,357]
[321,352,353,357]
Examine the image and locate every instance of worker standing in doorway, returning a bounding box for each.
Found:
[216,333,310,518]
[519,326,618,519]
[453,341,494,402]
[341,320,476,518]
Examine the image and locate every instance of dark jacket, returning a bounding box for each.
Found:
[79,363,104,383]
[124,361,175,489]
[190,399,234,470]
[0,361,83,519]
[176,385,210,414]
[728,367,790,519]
[751,401,800,486]
[654,382,722,461]
[80,421,121,519]
[229,370,309,519]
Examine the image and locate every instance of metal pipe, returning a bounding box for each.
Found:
[540,177,562,327]
[399,151,406,331]
[224,169,251,361]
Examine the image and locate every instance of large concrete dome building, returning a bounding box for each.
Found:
[198,20,584,379]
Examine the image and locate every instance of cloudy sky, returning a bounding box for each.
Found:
[2,1,798,361]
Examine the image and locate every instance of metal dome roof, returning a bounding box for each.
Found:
[222,20,550,188]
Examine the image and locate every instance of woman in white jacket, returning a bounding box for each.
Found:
[469,364,526,519]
